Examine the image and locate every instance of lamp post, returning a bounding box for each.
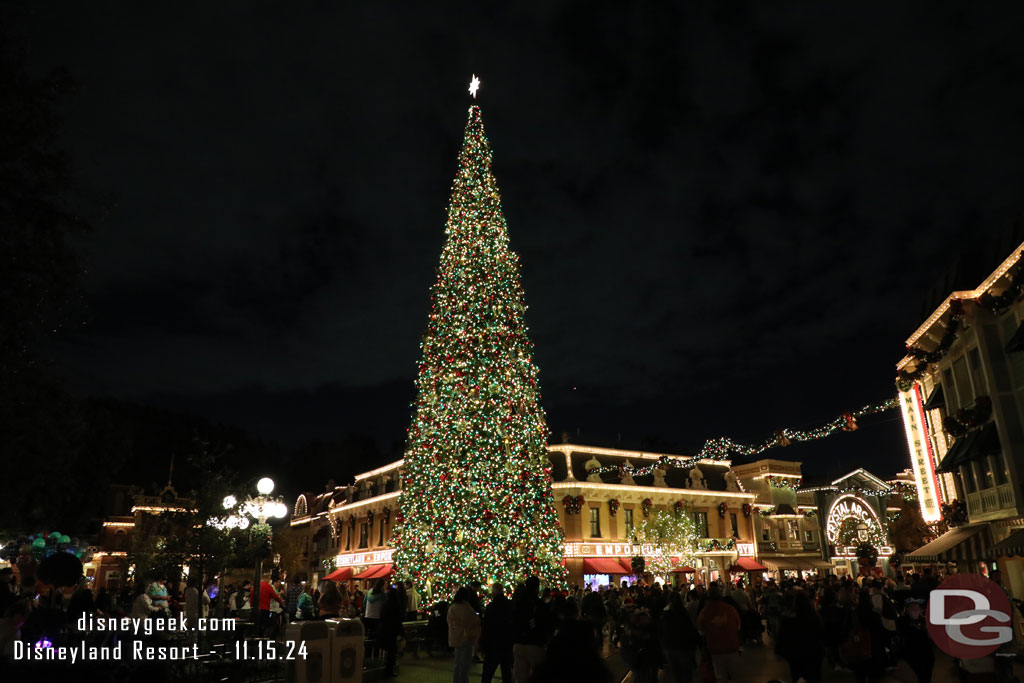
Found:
[210,477,287,634]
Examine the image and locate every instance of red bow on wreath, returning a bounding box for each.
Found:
[742,503,752,518]
[718,502,727,518]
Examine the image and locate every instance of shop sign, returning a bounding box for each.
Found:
[335,549,394,566]
[899,384,943,522]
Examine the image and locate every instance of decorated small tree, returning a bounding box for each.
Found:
[632,509,699,577]
[393,103,566,598]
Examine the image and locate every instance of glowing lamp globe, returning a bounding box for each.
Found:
[256,477,275,495]
[222,495,237,509]
[274,502,288,518]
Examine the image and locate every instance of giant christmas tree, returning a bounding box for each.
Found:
[393,103,566,597]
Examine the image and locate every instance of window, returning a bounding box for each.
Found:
[952,357,973,407]
[992,455,1009,486]
[968,348,987,395]
[805,530,815,543]
[976,459,995,490]
[589,508,601,538]
[962,462,977,493]
[787,520,800,540]
[359,523,369,549]
[730,513,739,538]
[346,527,352,551]
[693,511,709,538]
[761,522,772,542]
[624,509,634,540]
[943,369,958,412]
[378,519,386,546]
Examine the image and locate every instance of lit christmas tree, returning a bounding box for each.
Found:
[394,99,566,598]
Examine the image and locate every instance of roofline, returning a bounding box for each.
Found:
[547,443,730,467]
[830,468,891,489]
[899,241,1024,367]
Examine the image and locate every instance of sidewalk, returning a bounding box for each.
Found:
[388,646,629,682]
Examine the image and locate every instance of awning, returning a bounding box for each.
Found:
[990,528,1024,558]
[803,559,833,570]
[970,423,1002,461]
[937,430,980,473]
[731,557,767,572]
[670,557,695,573]
[323,567,352,582]
[905,525,991,563]
[1006,321,1024,353]
[923,384,945,410]
[354,564,393,580]
[583,558,630,575]
[619,559,635,573]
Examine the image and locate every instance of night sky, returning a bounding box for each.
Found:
[13,3,1024,489]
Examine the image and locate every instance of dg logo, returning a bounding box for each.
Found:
[927,573,1014,658]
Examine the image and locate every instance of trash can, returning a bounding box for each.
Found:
[286,620,330,683]
[327,618,364,683]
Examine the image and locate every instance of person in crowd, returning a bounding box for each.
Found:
[581,586,607,646]
[842,591,885,683]
[0,599,32,659]
[897,598,933,683]
[94,586,111,615]
[318,581,342,619]
[67,576,96,623]
[405,579,422,621]
[250,574,284,635]
[378,581,405,677]
[0,569,17,616]
[364,578,386,635]
[236,581,251,613]
[296,584,315,620]
[818,587,851,670]
[622,606,660,683]
[760,580,782,638]
[776,590,823,683]
[660,591,699,683]
[147,578,169,615]
[512,576,550,683]
[284,577,303,626]
[697,583,742,683]
[868,579,897,665]
[183,580,200,631]
[131,582,158,621]
[448,586,481,683]
[528,620,613,683]
[480,583,515,683]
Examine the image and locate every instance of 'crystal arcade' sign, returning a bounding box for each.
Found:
[826,495,882,545]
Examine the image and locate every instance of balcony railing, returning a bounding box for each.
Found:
[966,483,1016,516]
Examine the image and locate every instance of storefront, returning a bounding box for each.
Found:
[324,548,395,587]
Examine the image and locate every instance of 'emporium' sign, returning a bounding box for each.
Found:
[334,549,395,567]
[899,385,943,522]
[826,495,883,545]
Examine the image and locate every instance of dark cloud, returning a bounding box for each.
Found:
[15,1,1024,484]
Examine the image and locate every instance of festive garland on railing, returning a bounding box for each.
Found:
[765,475,802,490]
[588,399,898,479]
[897,251,1024,389]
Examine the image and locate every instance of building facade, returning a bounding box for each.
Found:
[898,240,1024,591]
[731,459,831,576]
[289,444,760,592]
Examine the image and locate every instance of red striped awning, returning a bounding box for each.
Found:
[620,559,635,574]
[670,557,695,573]
[354,564,393,580]
[583,558,630,574]
[323,567,352,582]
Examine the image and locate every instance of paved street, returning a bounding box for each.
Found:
[389,639,1021,683]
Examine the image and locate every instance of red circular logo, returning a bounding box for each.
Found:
[926,574,1013,658]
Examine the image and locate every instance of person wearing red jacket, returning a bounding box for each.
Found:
[697,584,742,682]
[251,577,284,634]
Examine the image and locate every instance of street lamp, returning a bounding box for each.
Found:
[208,477,287,632]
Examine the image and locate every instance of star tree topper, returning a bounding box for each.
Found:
[468,74,481,98]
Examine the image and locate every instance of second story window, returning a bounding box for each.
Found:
[346,527,352,551]
[693,511,709,538]
[359,522,369,549]
[624,509,634,540]
[730,513,739,538]
[378,519,386,546]
[589,508,601,538]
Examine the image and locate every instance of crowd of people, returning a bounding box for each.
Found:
[2,562,1020,683]
[425,568,1016,683]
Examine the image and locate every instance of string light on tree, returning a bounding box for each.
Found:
[393,96,566,598]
